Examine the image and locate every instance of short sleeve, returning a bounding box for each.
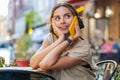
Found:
[68,39,96,71]
[47,33,57,44]
[68,39,91,61]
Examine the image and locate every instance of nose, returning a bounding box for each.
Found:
[60,17,65,24]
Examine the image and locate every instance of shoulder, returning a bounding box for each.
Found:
[45,33,57,44]
[74,38,90,49]
[69,38,91,55]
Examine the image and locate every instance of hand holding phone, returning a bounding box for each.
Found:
[69,16,77,39]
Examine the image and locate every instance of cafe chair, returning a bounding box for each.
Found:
[95,60,117,80]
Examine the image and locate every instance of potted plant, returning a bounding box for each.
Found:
[14,11,41,67]
[14,34,33,67]
[0,56,5,67]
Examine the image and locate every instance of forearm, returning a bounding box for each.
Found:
[39,39,70,70]
[30,37,64,69]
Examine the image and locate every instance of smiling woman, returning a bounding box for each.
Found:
[30,2,96,80]
[0,0,9,17]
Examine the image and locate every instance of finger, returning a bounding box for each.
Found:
[52,18,55,23]
[52,18,60,30]
[52,18,60,33]
[75,22,80,33]
[52,18,57,31]
[75,23,82,37]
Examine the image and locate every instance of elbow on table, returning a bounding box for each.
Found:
[30,61,38,69]
[39,63,52,71]
[30,64,38,69]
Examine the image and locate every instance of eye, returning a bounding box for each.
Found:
[54,16,60,21]
[64,14,71,19]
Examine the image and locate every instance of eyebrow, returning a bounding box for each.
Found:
[64,13,72,16]
[53,13,72,18]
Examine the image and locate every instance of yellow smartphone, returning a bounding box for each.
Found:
[69,16,77,39]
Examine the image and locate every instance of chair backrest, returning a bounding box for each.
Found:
[95,60,117,80]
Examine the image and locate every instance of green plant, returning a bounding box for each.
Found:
[15,34,32,60]
[0,56,5,67]
[25,11,42,34]
[114,65,120,80]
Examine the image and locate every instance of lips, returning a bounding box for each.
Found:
[59,25,69,28]
[59,27,68,30]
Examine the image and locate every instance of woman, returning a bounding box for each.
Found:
[30,3,96,80]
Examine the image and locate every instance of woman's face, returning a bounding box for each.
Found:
[52,6,74,34]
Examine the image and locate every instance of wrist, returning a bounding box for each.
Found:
[68,36,74,41]
[65,38,73,46]
[58,36,65,42]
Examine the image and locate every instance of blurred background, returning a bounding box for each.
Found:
[0,0,120,66]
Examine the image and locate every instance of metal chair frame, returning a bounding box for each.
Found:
[95,60,118,80]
